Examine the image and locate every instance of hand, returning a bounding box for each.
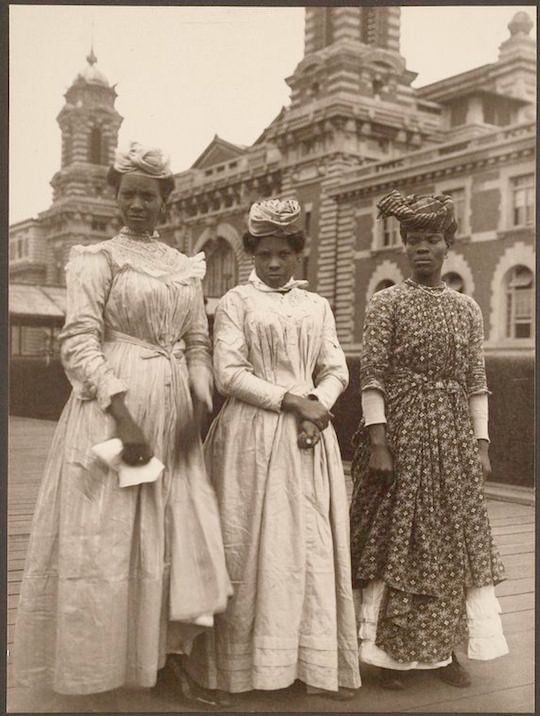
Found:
[478,440,492,482]
[297,420,321,450]
[282,393,332,431]
[368,444,394,487]
[108,394,153,466]
[189,367,213,415]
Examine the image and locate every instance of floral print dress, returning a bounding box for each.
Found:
[350,279,506,665]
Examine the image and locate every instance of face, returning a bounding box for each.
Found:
[117,173,163,234]
[253,235,301,289]
[403,230,447,280]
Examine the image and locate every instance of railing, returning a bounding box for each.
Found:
[349,121,535,179]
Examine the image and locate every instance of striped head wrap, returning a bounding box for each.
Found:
[113,141,172,179]
[248,199,302,237]
[377,189,457,245]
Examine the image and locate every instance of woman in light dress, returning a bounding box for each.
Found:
[350,190,508,690]
[187,199,361,702]
[12,143,231,707]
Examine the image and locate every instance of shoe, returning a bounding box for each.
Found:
[166,655,230,709]
[310,686,358,701]
[378,667,406,690]
[437,652,472,688]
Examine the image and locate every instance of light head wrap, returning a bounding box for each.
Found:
[113,141,172,179]
[376,189,457,246]
[248,199,302,237]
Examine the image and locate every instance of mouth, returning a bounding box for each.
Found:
[414,259,432,266]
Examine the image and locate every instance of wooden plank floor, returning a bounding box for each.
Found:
[7,417,535,713]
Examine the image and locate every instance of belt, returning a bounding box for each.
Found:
[105,328,186,365]
[391,370,465,395]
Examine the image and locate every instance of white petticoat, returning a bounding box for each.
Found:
[357,580,508,670]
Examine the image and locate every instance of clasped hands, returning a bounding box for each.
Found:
[281,392,333,450]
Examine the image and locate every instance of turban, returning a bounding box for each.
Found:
[248,199,302,237]
[113,141,172,179]
[376,189,457,244]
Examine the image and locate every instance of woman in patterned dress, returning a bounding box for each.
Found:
[350,190,508,690]
[12,143,231,704]
[187,199,361,701]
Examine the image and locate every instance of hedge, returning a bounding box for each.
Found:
[10,352,533,487]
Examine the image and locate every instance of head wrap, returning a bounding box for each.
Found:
[248,199,302,237]
[113,141,172,179]
[376,189,457,244]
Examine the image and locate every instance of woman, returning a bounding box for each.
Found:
[187,199,361,699]
[12,142,231,700]
[350,190,508,690]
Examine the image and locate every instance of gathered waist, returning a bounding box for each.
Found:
[104,328,186,363]
[389,369,465,395]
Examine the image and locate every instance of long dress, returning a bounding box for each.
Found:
[13,230,232,695]
[350,279,506,667]
[187,273,361,693]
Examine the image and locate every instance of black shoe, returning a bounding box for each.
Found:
[166,656,232,709]
[378,667,406,690]
[437,652,472,688]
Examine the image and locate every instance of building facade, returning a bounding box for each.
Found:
[9,8,536,362]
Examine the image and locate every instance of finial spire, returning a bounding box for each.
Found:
[87,21,97,65]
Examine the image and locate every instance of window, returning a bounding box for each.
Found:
[91,219,108,232]
[511,175,534,227]
[11,326,53,357]
[450,101,468,127]
[304,209,312,237]
[202,237,238,298]
[374,279,395,292]
[505,266,534,339]
[442,188,466,236]
[379,217,400,248]
[88,126,107,165]
[442,271,465,293]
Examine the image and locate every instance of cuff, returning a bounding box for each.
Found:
[361,388,386,426]
[311,376,345,410]
[96,374,128,411]
[469,393,489,442]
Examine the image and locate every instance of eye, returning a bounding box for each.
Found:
[279,252,292,259]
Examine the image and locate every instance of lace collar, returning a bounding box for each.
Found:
[118,226,160,243]
[69,235,206,285]
[248,269,308,294]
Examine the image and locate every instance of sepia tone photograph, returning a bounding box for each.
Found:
[7,3,535,713]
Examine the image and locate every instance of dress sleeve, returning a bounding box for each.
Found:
[183,280,213,389]
[466,299,490,396]
[311,299,349,410]
[213,290,287,412]
[359,290,395,395]
[59,248,127,411]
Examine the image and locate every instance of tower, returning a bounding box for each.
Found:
[39,49,124,284]
[257,7,443,342]
[52,48,123,201]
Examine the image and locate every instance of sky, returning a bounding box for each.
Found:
[9,4,536,224]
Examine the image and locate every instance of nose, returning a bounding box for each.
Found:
[269,256,281,269]
[130,194,144,209]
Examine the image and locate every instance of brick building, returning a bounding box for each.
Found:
[9,8,536,361]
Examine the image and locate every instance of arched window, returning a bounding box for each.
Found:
[374,279,395,293]
[442,271,465,293]
[202,237,238,298]
[88,126,108,165]
[505,265,534,339]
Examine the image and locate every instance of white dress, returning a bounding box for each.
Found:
[187,272,361,693]
[13,230,232,695]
